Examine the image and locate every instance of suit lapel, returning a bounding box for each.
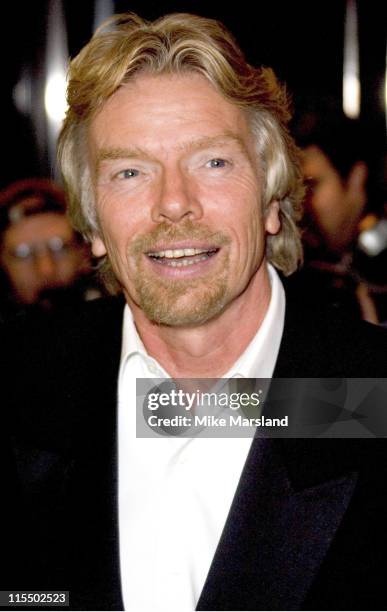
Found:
[197,437,357,611]
[197,293,359,610]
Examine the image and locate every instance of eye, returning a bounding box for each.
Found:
[304,176,319,194]
[115,168,140,180]
[206,158,228,169]
[12,243,33,260]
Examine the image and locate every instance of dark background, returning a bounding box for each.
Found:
[1,1,385,209]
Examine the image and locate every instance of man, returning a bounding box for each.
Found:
[295,113,368,256]
[0,178,98,319]
[291,112,386,323]
[2,12,387,612]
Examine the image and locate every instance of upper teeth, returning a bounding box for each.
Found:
[148,248,214,258]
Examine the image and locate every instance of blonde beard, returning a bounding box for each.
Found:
[134,263,229,326]
[129,220,231,326]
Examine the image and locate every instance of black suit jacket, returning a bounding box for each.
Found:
[2,294,387,610]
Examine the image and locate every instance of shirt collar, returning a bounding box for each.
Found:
[119,304,168,381]
[120,263,285,379]
[224,263,285,379]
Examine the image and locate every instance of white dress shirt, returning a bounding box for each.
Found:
[118,264,285,611]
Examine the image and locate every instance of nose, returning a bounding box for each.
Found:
[34,252,58,281]
[151,166,203,223]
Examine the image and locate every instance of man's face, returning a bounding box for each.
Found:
[89,72,279,326]
[0,212,86,304]
[302,145,364,252]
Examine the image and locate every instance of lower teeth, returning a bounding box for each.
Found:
[150,253,211,267]
[167,254,209,267]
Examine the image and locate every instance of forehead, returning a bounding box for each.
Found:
[302,145,338,177]
[3,213,73,247]
[88,72,254,156]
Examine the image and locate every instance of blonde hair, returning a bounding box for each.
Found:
[58,12,304,291]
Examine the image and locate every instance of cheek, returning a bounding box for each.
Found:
[226,203,264,268]
[312,184,344,229]
[9,266,35,289]
[56,257,79,278]
[97,188,150,242]
[202,175,260,222]
[246,214,265,262]
[97,196,140,255]
[98,214,145,284]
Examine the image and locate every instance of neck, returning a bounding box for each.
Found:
[126,265,272,378]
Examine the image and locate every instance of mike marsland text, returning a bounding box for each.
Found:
[147,414,289,428]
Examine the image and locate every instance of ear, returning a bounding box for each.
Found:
[347,161,368,195]
[347,161,368,214]
[265,200,281,235]
[91,235,107,257]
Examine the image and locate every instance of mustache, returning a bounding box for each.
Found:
[130,221,231,255]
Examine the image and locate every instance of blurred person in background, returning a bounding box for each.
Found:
[0,178,103,319]
[292,111,387,323]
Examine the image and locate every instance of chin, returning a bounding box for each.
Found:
[139,287,229,328]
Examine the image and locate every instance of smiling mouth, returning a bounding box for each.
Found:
[146,247,219,267]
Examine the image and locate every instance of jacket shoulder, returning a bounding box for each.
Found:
[2,297,125,450]
[277,278,387,377]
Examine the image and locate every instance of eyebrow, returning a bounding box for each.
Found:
[96,146,156,174]
[95,133,250,174]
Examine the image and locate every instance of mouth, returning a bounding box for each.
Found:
[146,246,219,268]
